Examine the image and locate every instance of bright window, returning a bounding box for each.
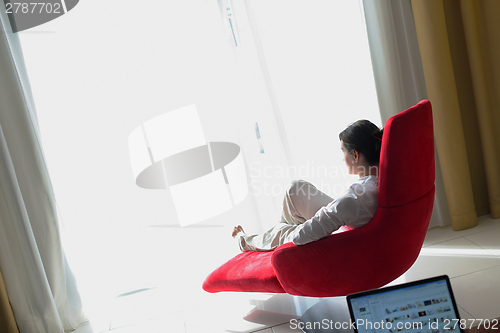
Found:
[19,0,380,329]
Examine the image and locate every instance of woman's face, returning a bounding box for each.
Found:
[341,141,357,174]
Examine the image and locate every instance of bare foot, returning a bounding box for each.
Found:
[232,225,244,238]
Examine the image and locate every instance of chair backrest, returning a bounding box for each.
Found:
[378,100,435,208]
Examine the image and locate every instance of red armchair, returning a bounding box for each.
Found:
[203,100,435,297]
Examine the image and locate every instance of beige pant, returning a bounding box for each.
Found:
[239,180,334,251]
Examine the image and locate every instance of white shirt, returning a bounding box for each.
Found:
[291,175,379,245]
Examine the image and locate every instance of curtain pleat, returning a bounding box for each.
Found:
[362,0,427,122]
[459,0,500,218]
[411,0,500,230]
[0,268,18,333]
[0,8,87,333]
[362,0,451,228]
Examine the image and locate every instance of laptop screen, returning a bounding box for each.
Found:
[347,275,463,333]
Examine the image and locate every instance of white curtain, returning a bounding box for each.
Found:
[0,10,87,333]
[362,0,451,228]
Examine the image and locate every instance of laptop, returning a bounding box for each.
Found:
[346,275,464,333]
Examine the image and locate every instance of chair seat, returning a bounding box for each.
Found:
[202,250,285,293]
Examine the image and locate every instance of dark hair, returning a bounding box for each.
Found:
[339,120,383,166]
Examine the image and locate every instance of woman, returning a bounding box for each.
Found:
[232,119,383,251]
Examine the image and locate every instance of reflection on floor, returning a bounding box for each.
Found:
[74,215,500,333]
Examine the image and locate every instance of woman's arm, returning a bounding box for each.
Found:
[291,180,378,245]
[291,196,357,245]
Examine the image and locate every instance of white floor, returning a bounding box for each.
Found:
[73,214,500,333]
